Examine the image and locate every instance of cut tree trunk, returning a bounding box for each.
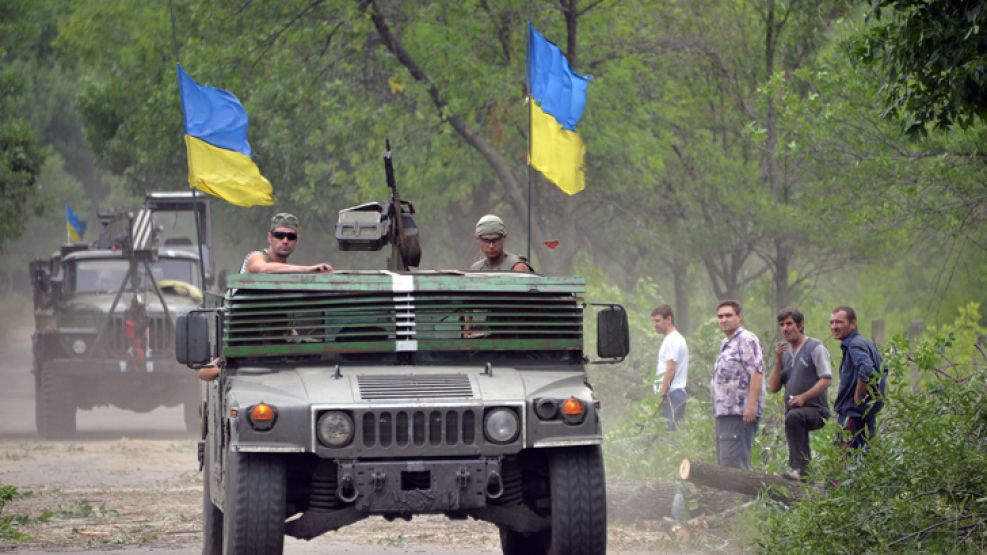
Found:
[679,459,807,503]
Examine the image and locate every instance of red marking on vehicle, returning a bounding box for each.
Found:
[544,240,559,249]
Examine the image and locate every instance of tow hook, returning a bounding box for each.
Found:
[371,470,387,491]
[337,475,358,503]
[486,470,504,499]
[456,467,471,489]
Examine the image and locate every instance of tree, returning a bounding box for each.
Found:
[855,0,987,135]
[0,0,48,251]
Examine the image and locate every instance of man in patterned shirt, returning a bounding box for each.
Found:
[712,300,766,470]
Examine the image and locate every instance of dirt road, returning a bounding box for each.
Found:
[0,302,668,554]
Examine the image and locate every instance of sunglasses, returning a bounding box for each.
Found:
[477,235,503,245]
[271,231,298,241]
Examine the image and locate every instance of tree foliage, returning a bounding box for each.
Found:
[762,322,987,552]
[0,0,48,251]
[855,0,987,134]
[0,0,979,329]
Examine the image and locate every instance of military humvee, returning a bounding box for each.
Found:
[30,192,215,438]
[176,147,629,555]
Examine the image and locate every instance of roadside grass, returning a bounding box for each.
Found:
[1,484,124,543]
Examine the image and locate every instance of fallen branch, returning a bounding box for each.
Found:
[679,458,808,503]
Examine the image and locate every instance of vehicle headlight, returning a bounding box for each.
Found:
[72,339,87,355]
[317,411,354,447]
[484,408,519,444]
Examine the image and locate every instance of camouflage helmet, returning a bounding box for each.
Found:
[270,212,299,231]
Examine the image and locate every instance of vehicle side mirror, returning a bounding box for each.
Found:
[176,311,212,367]
[596,306,629,360]
[30,261,50,291]
[50,278,63,303]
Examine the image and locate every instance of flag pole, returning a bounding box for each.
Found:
[169,0,208,298]
[525,17,533,266]
[527,105,533,265]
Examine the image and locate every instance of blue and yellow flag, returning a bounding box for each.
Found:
[527,23,591,195]
[66,203,86,242]
[177,64,274,207]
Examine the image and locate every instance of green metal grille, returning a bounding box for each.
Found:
[223,273,585,358]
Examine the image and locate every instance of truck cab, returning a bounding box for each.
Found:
[30,191,212,438]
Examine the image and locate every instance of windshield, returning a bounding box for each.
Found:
[71,258,200,294]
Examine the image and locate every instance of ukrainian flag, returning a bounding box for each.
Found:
[177,64,274,207]
[527,23,592,195]
[66,203,86,242]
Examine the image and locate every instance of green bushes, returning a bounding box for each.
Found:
[761,333,987,553]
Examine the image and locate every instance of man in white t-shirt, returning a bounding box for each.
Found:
[652,304,689,431]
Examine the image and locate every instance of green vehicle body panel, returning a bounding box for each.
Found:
[221,272,586,359]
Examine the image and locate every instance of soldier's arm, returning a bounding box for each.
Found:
[246,252,332,273]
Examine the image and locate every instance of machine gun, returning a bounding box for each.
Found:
[335,140,421,271]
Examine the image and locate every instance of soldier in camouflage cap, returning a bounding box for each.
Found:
[269,212,300,231]
[469,214,532,272]
[241,212,332,274]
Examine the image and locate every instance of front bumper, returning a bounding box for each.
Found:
[41,357,191,378]
[338,458,499,512]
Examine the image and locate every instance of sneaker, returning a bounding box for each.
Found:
[781,468,801,481]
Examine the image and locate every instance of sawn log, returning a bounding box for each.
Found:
[679,458,806,503]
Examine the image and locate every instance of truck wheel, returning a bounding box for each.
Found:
[37,368,76,439]
[222,450,286,554]
[499,527,549,554]
[184,401,200,434]
[545,446,606,555]
[202,442,223,555]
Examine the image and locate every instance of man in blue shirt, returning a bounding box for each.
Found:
[830,306,886,449]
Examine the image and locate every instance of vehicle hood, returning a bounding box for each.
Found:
[227,364,592,408]
[65,292,200,318]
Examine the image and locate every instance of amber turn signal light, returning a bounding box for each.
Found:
[561,396,586,425]
[247,402,277,431]
[561,397,584,416]
[251,403,275,421]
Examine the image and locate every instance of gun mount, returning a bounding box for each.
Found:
[335,140,421,271]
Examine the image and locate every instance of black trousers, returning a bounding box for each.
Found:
[785,406,826,474]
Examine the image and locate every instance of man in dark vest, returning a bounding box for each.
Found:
[469,214,532,272]
[768,307,832,481]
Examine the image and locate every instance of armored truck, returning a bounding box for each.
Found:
[30,192,214,438]
[180,270,627,555]
[177,146,628,554]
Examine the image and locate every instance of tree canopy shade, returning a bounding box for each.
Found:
[16,0,983,329]
[0,0,48,250]
[855,0,987,135]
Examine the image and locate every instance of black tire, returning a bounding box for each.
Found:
[184,400,200,434]
[545,446,607,555]
[499,527,549,555]
[37,368,76,439]
[222,449,286,554]
[34,371,43,434]
[202,441,223,555]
